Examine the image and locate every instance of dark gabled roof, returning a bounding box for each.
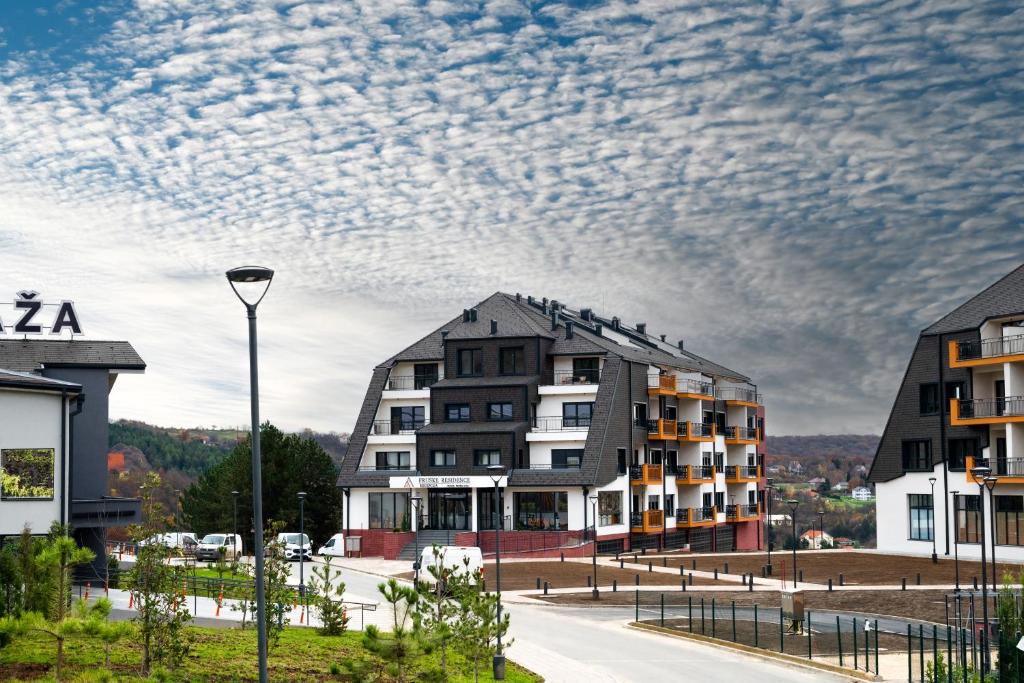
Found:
[0,340,146,373]
[444,293,554,340]
[923,262,1024,335]
[0,368,82,393]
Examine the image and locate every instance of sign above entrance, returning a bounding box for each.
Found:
[390,475,508,489]
[0,291,83,337]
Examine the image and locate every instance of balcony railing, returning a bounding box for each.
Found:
[724,425,759,443]
[630,508,664,532]
[647,418,678,439]
[677,379,715,398]
[629,463,663,485]
[726,503,760,521]
[676,464,715,484]
[516,462,582,471]
[966,456,1024,483]
[358,465,417,472]
[386,374,440,391]
[717,387,762,405]
[648,374,676,393]
[951,397,1024,425]
[553,369,601,385]
[676,506,716,526]
[678,421,716,441]
[725,464,760,482]
[371,420,428,436]
[532,416,591,431]
[953,334,1024,366]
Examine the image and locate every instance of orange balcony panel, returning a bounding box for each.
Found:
[630,463,663,486]
[950,399,1024,426]
[647,418,678,440]
[678,421,716,442]
[631,508,665,533]
[647,374,677,396]
[724,426,759,445]
[724,465,760,483]
[949,338,1024,369]
[726,503,761,523]
[676,464,716,485]
[675,506,717,528]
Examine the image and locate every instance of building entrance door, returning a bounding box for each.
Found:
[427,489,472,530]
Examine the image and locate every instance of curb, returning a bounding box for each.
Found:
[627,622,882,681]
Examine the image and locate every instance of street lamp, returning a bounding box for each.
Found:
[971,464,992,675]
[950,490,960,592]
[787,500,799,588]
[928,477,938,563]
[589,494,599,600]
[765,479,774,573]
[231,490,240,559]
[411,497,423,586]
[984,476,998,591]
[816,509,825,550]
[298,491,307,610]
[486,464,506,681]
[226,264,274,683]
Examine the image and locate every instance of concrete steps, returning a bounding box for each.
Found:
[397,530,464,560]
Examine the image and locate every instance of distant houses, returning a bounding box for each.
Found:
[800,529,834,549]
[851,486,873,501]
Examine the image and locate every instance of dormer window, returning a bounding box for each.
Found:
[457,349,483,377]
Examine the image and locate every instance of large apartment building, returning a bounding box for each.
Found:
[870,263,1024,561]
[337,293,766,559]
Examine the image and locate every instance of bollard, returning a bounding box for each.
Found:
[828,578,833,591]
[798,569,803,582]
[544,581,549,595]
[679,565,684,576]
[682,580,686,592]
[742,574,747,585]
[902,577,907,591]
[724,561,729,574]
[587,575,592,587]
[634,553,638,563]
[660,593,665,627]
[482,580,486,592]
[973,576,978,590]
[692,559,697,570]
[837,616,843,667]
[635,574,640,586]
[762,566,767,579]
[916,572,921,586]
[688,573,693,585]
[560,552,564,562]
[642,547,647,555]
[536,577,541,590]
[613,579,618,592]
[748,577,753,592]
[648,562,653,573]
[839,573,844,586]
[714,568,719,580]
[620,559,624,569]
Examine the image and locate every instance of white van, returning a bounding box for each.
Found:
[317,533,345,557]
[418,546,483,586]
[195,533,244,561]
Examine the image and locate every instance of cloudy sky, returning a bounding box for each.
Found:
[1,0,1022,436]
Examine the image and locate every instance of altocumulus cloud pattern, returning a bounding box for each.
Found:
[0,0,1022,434]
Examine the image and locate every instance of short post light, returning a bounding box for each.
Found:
[298,491,307,606]
[765,479,775,571]
[950,490,960,592]
[487,464,506,681]
[231,489,240,558]
[928,477,938,563]
[589,494,599,600]
[971,464,992,676]
[984,476,998,591]
[817,509,825,550]
[411,496,423,585]
[787,499,799,588]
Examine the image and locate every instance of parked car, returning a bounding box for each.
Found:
[140,532,197,551]
[317,533,345,557]
[419,546,483,588]
[275,533,312,562]
[195,533,243,561]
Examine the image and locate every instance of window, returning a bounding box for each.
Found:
[572,357,600,383]
[948,438,979,471]
[375,451,411,471]
[617,448,627,475]
[390,406,424,431]
[1,448,55,500]
[908,493,934,541]
[413,363,439,389]
[714,492,724,511]
[598,491,622,526]
[563,402,594,428]
[474,449,501,467]
[956,494,982,543]
[649,449,663,465]
[666,450,678,474]
[663,404,677,421]
[514,492,568,530]
[477,489,504,530]
[551,449,583,469]
[445,404,470,422]
[919,383,940,415]
[996,495,1024,546]
[647,495,660,511]
[368,492,410,530]
[457,348,483,377]
[902,440,932,471]
[944,381,965,413]
[714,411,726,432]
[714,451,724,470]
[633,402,647,427]
[431,450,456,467]
[499,347,525,375]
[488,403,513,421]
[665,494,675,515]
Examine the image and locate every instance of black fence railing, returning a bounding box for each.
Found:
[516,462,582,471]
[958,333,1024,361]
[386,374,440,390]
[678,464,714,480]
[726,465,759,479]
[693,506,715,522]
[726,504,759,520]
[680,421,715,438]
[993,457,1024,477]
[532,416,592,431]
[552,368,601,385]
[958,397,1024,419]
[725,426,758,440]
[358,465,417,472]
[371,420,428,435]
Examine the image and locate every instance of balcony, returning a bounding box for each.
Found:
[678,421,716,442]
[532,416,591,432]
[724,425,759,445]
[647,374,676,396]
[965,456,1024,485]
[647,418,678,439]
[385,375,439,391]
[358,465,417,473]
[676,464,715,485]
[630,509,665,533]
[675,506,716,528]
[629,463,663,485]
[717,386,762,407]
[950,335,1024,368]
[726,503,760,522]
[950,397,1024,426]
[724,464,760,483]
[370,420,427,436]
[552,369,601,385]
[677,379,716,401]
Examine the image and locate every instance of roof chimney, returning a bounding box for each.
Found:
[527,295,534,305]
[550,309,559,330]
[441,330,449,339]
[636,322,646,335]
[580,308,592,321]
[541,297,548,314]
[594,324,602,336]
[677,339,685,350]
[565,321,574,339]
[612,316,620,330]
[551,299,559,310]
[490,319,498,335]
[660,334,666,342]
[463,309,470,322]
[515,293,521,302]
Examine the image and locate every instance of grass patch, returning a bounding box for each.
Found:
[0,625,540,682]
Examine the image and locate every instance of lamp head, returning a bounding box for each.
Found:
[928,477,937,485]
[487,464,505,484]
[226,265,274,308]
[297,491,307,501]
[984,476,997,492]
[971,465,992,482]
[589,495,598,504]
[231,490,239,496]
[411,496,422,505]
[787,499,799,513]
[951,489,959,496]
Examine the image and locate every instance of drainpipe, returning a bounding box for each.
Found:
[66,392,85,528]
[60,389,68,527]
[937,334,950,556]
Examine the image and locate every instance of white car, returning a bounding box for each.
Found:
[275,532,312,561]
[195,533,243,561]
[419,546,483,587]
[317,533,345,557]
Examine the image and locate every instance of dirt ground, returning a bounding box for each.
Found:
[623,551,1021,586]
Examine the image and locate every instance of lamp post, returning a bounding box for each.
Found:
[950,490,960,592]
[487,464,506,681]
[787,500,799,588]
[411,497,422,586]
[589,494,599,600]
[226,265,274,683]
[298,491,307,609]
[231,490,240,559]
[765,480,774,572]
[816,509,825,550]
[928,477,938,563]
[971,464,992,676]
[984,476,998,591]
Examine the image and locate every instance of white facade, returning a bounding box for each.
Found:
[0,387,72,536]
